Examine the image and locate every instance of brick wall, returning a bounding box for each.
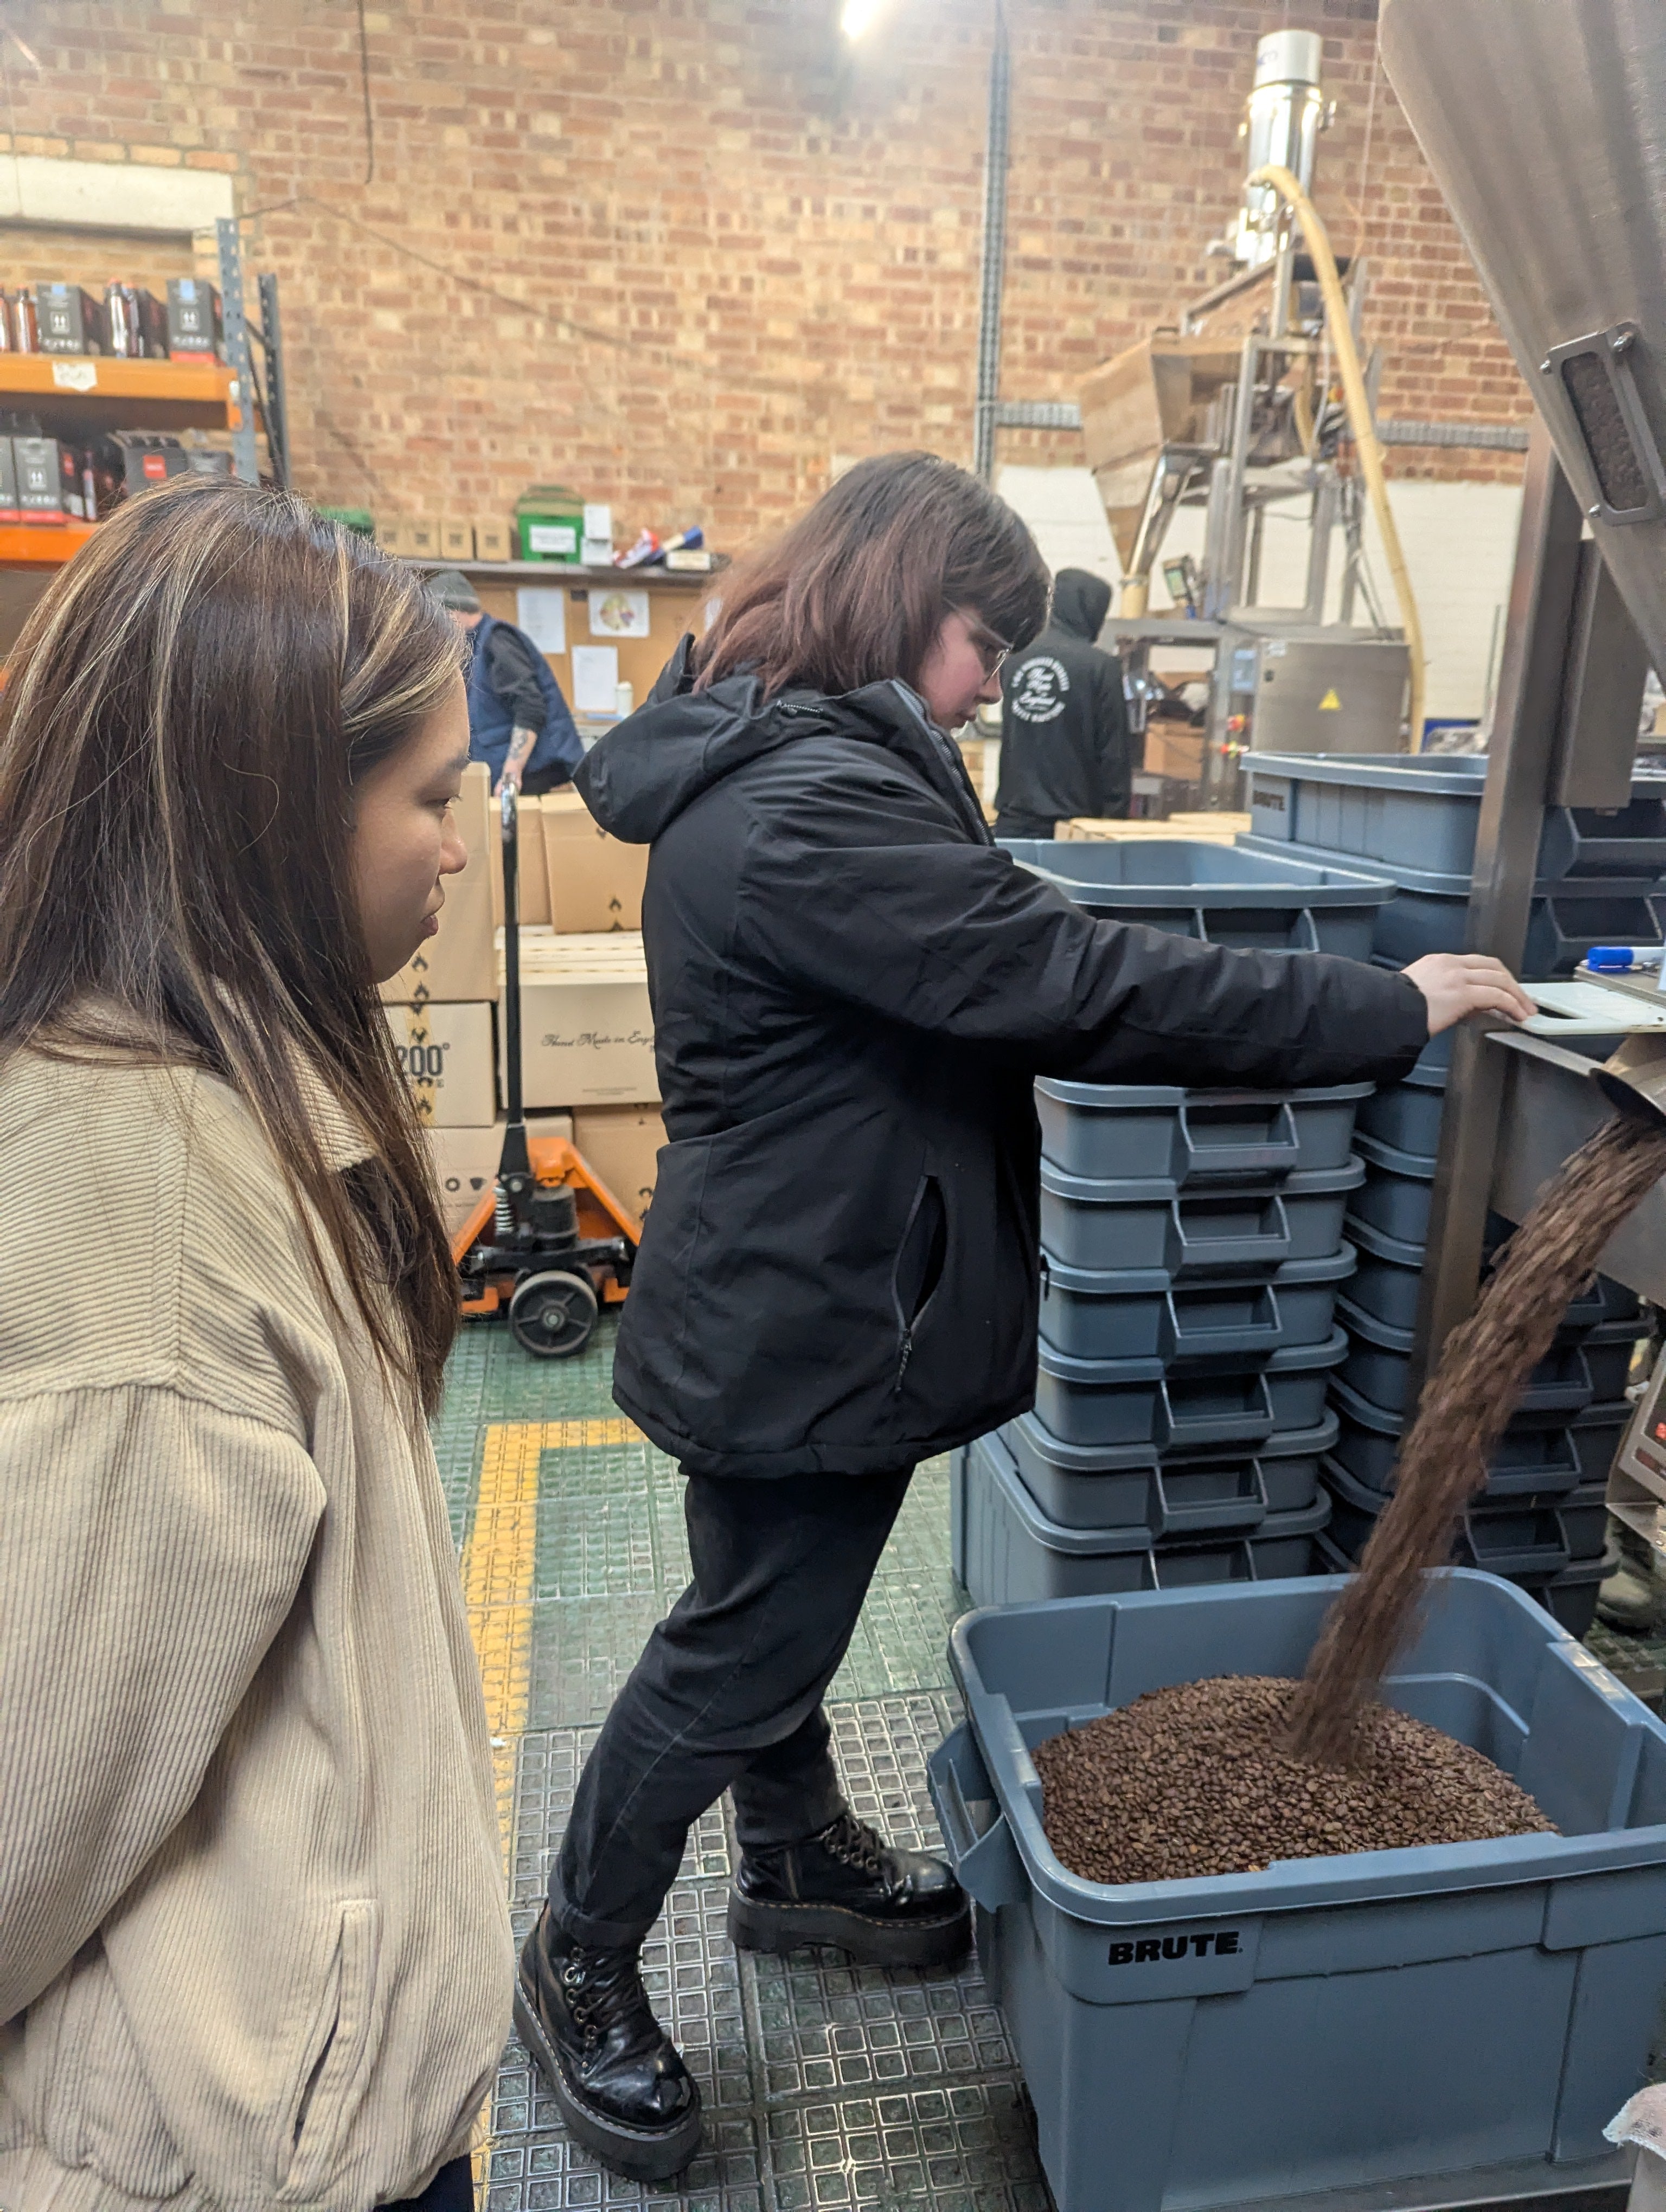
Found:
[0,0,1527,554]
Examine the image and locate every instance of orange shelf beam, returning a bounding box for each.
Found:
[0,520,99,567]
[0,355,235,407]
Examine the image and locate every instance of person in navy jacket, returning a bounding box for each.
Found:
[428,569,582,794]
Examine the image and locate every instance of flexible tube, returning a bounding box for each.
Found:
[1248,163,1426,749]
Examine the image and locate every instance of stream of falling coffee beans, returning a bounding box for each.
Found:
[1284,1110,1666,1765]
[1036,1111,1666,1886]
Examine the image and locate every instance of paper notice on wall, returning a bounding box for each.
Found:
[588,587,650,639]
[571,645,620,713]
[516,587,567,654]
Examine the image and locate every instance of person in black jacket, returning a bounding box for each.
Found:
[510,452,1534,2183]
[994,565,1131,837]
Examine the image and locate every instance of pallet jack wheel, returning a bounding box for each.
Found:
[508,1269,599,1359]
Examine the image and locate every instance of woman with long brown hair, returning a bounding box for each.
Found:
[514,450,1533,2181]
[0,479,511,2211]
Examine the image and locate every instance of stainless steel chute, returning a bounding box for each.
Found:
[1380,0,1666,673]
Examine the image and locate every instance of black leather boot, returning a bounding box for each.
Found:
[513,1908,702,2181]
[727,1809,971,1966]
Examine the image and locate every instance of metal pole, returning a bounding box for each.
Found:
[216,217,261,486]
[1219,336,1261,614]
[257,271,291,490]
[972,3,1010,483]
[1406,419,1584,1400]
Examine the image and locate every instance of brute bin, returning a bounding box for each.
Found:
[928,1573,1666,2212]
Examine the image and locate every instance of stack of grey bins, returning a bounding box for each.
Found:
[953,835,1401,1610]
[1239,751,1666,1636]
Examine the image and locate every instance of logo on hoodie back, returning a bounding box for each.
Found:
[1010,655,1069,724]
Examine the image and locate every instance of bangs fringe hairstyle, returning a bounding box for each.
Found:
[0,477,466,1414]
[694,450,1051,699]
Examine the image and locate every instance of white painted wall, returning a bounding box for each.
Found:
[0,156,233,235]
[997,464,1524,724]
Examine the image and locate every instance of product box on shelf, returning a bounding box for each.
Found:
[405,518,440,561]
[165,278,222,361]
[0,439,21,523]
[573,1103,665,1224]
[542,788,649,932]
[509,930,658,1109]
[105,284,168,360]
[35,283,104,355]
[374,518,412,558]
[13,437,69,520]
[439,518,475,562]
[113,432,193,496]
[380,762,496,1005]
[385,1001,496,1126]
[475,519,511,562]
[515,485,585,564]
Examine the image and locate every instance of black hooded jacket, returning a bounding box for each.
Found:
[995,568,1132,832]
[573,641,1429,1479]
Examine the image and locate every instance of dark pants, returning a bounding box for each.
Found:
[548,1465,913,1947]
[520,760,575,795]
[380,2156,473,2211]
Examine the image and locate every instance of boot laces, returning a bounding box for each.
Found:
[822,1811,888,1879]
[560,1946,653,2050]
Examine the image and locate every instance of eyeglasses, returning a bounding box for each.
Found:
[952,607,1013,679]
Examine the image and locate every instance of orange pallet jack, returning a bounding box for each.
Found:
[452,785,639,1358]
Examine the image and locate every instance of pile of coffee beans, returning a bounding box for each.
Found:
[1287,1111,1666,1765]
[1034,1675,1554,1886]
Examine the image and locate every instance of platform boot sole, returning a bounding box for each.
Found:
[726,1887,971,1967]
[512,1980,703,2183]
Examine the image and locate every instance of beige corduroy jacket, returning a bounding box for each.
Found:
[0,1040,512,2212]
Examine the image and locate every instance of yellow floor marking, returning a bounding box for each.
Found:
[458,1413,649,2205]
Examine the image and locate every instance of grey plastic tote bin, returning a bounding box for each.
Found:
[950,1429,1332,1607]
[1246,748,1666,882]
[1343,1210,1623,1341]
[1328,1373,1594,1502]
[1035,1076,1370,1186]
[1335,1294,1596,1422]
[1313,1532,1610,1642]
[1240,829,1666,975]
[1033,1327,1347,1450]
[1568,1399,1633,1486]
[1354,1062,1445,1161]
[1319,1451,1594,1578]
[1351,1129,1436,1244]
[1039,1155,1362,1276]
[1037,1246,1354,1364]
[998,836,1393,958]
[927,1571,1666,2212]
[1001,1409,1332,1535]
[1583,1315,1647,1402]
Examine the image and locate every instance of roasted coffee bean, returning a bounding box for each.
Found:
[1034,1675,1553,1887]
[1287,1114,1666,1765]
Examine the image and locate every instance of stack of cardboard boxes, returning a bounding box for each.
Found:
[381,763,667,1246]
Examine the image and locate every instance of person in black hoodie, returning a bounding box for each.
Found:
[994,564,1131,837]
[510,451,1533,2183]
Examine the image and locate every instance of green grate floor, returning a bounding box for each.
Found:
[435,1313,1049,2212]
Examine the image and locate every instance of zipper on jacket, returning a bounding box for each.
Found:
[891,1173,947,1394]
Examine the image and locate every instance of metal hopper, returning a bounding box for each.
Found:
[1380,0,1666,675]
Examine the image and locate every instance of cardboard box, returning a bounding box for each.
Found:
[475,519,511,563]
[380,762,497,1004]
[505,932,659,1108]
[489,793,552,929]
[386,1000,496,1126]
[426,1114,574,1240]
[542,789,649,933]
[440,518,475,562]
[406,517,440,561]
[1141,724,1206,782]
[375,517,412,559]
[573,1104,666,1225]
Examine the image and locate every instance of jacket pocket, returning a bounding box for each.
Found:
[280,1901,383,2202]
[890,1173,949,1392]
